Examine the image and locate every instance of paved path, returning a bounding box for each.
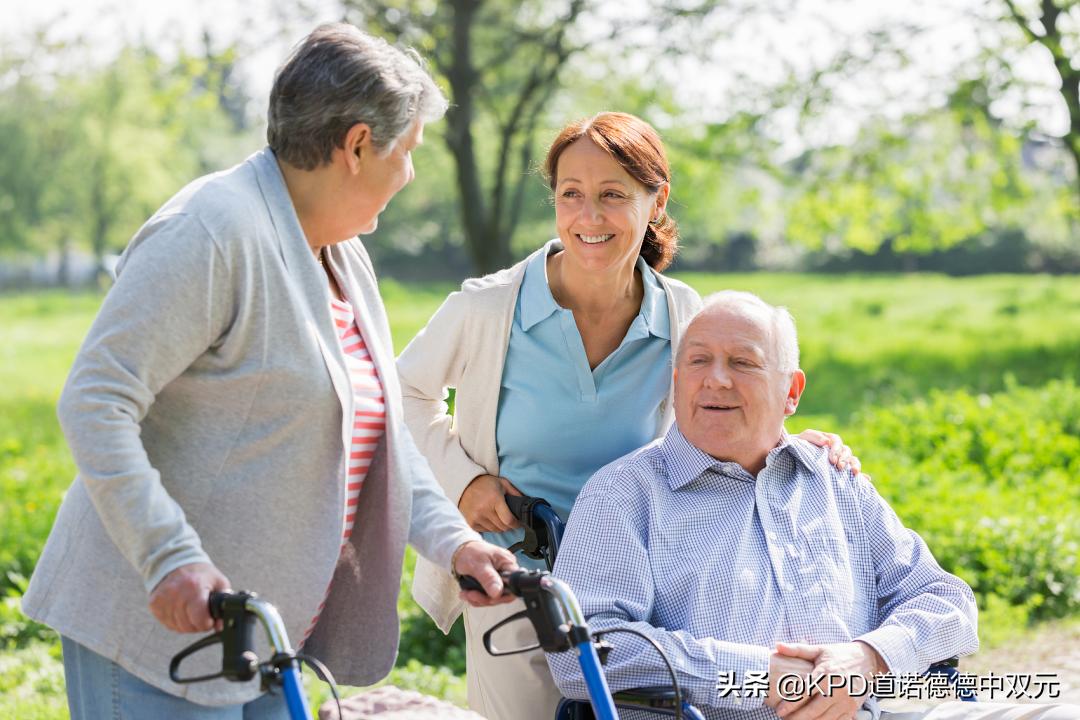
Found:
[880,619,1080,713]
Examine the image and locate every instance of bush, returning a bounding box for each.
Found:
[850,379,1080,629]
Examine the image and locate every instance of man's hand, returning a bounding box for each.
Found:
[148,562,230,633]
[765,652,816,714]
[453,540,519,607]
[773,641,886,720]
[458,474,523,532]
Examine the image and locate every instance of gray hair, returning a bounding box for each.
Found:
[268,23,448,170]
[680,290,800,375]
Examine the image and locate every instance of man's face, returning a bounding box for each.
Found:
[673,305,805,472]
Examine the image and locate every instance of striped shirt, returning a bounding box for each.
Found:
[303,295,386,642]
[547,425,979,719]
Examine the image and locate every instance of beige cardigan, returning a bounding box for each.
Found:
[397,242,702,631]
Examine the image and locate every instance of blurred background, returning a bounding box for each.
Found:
[1,0,1078,716]
[3,0,1080,283]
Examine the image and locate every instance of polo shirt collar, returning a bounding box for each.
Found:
[519,239,563,331]
[519,238,670,340]
[638,257,670,340]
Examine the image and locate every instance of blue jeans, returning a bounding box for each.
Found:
[62,636,294,720]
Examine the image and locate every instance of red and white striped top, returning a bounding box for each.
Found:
[331,296,386,539]
[302,295,386,643]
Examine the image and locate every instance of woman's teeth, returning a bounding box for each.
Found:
[579,234,613,244]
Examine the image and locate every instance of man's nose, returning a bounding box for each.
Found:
[703,362,733,389]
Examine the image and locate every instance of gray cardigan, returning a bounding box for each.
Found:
[22,148,480,705]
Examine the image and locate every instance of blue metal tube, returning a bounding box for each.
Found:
[280,664,312,720]
[683,702,707,720]
[576,638,619,720]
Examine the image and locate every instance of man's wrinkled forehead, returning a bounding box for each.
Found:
[682,304,772,354]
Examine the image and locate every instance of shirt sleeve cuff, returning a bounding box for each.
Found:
[857,624,920,675]
[434,529,484,574]
[708,641,772,710]
[144,547,212,595]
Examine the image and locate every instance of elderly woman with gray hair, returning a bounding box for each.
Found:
[23,23,515,719]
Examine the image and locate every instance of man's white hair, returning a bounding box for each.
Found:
[680,290,800,374]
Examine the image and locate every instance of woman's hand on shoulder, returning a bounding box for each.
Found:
[795,429,861,475]
[458,474,523,533]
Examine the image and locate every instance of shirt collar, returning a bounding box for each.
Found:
[519,239,563,331]
[638,257,670,340]
[775,429,830,474]
[519,238,670,340]
[662,425,808,490]
[661,424,742,489]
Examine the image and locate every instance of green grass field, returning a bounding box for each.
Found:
[2,272,1079,717]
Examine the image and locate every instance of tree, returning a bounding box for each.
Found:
[0,32,79,264]
[782,77,1073,260]
[0,32,257,280]
[340,0,723,274]
[998,0,1080,212]
[338,0,588,273]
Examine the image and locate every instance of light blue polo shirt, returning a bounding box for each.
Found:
[487,240,672,568]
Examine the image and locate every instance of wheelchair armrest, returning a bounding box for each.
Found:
[926,656,976,701]
[609,687,709,720]
[612,686,679,709]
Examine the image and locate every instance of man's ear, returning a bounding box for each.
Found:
[784,369,806,417]
[342,122,373,173]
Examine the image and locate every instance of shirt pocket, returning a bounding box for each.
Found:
[800,523,856,616]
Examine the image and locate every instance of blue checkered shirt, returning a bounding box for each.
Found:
[546,425,979,719]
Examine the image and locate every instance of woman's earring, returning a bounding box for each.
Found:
[649,213,665,226]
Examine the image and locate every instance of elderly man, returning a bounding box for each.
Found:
[547,291,1076,720]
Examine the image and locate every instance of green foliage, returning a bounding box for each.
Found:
[0,640,67,720]
[784,104,1066,255]
[0,36,258,264]
[2,275,1080,707]
[680,271,1080,423]
[849,380,1080,626]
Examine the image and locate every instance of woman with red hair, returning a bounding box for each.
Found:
[397,112,857,719]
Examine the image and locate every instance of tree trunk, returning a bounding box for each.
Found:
[90,159,110,270]
[57,235,71,288]
[443,0,511,276]
[1058,71,1080,220]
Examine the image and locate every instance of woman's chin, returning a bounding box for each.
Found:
[354,216,380,236]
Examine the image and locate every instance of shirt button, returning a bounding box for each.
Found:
[786,544,798,557]
[785,582,795,591]
[767,531,778,541]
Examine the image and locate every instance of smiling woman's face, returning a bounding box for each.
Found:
[673,305,804,472]
[552,137,666,276]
